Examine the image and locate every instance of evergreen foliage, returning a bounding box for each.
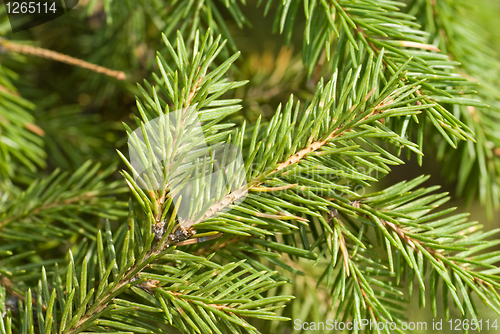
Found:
[1,0,500,333]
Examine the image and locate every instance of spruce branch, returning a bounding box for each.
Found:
[34,106,122,170]
[25,31,291,334]
[181,54,428,230]
[117,30,500,332]
[314,175,500,324]
[0,161,127,242]
[82,0,248,57]
[123,29,500,329]
[9,208,293,334]
[0,64,46,179]
[408,0,500,216]
[191,0,487,162]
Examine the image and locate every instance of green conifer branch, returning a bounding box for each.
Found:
[0,161,127,243]
[0,64,46,180]
[408,0,500,216]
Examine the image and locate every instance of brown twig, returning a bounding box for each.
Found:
[0,39,126,80]
[0,275,24,301]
